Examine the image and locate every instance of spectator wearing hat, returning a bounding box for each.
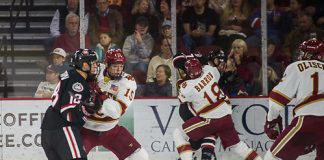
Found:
[123,16,154,75]
[50,48,72,74]
[161,20,172,39]
[34,65,60,98]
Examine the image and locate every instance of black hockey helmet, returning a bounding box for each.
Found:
[71,48,98,70]
[208,48,227,62]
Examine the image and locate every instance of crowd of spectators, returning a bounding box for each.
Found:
[39,0,324,97]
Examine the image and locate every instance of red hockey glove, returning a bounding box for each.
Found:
[264,115,283,140]
[99,91,109,101]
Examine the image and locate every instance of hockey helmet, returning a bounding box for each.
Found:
[297,38,321,61]
[184,58,202,79]
[105,48,126,65]
[208,48,227,62]
[71,48,97,69]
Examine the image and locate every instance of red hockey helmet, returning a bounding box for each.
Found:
[317,42,324,62]
[105,48,126,65]
[184,58,202,79]
[297,38,321,61]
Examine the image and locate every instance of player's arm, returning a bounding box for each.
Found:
[267,64,299,121]
[100,76,137,119]
[60,101,87,125]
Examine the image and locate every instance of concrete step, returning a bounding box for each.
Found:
[0,22,50,29]
[0,10,56,17]
[0,0,65,6]
[0,33,50,39]
[5,44,45,51]
[0,56,46,63]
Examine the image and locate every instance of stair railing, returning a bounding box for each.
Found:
[9,0,29,79]
[0,36,9,98]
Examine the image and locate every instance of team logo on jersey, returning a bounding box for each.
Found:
[72,82,84,92]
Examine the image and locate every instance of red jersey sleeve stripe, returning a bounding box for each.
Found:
[117,100,128,115]
[269,90,291,107]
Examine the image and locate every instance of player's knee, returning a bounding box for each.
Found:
[264,150,280,160]
[128,148,149,160]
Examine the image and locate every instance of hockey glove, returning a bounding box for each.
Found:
[264,115,283,140]
[83,92,103,115]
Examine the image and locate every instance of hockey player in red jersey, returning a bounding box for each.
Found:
[264,38,324,160]
[173,54,262,160]
[41,49,99,160]
[174,52,218,160]
[81,48,149,160]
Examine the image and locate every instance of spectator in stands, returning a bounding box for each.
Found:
[208,0,227,15]
[50,48,72,73]
[123,16,154,75]
[50,0,89,37]
[143,64,172,96]
[146,37,173,82]
[302,0,324,29]
[283,0,303,32]
[45,0,89,52]
[283,12,324,61]
[128,0,160,39]
[158,0,171,24]
[182,0,220,51]
[246,0,285,48]
[218,0,251,52]
[228,39,259,94]
[250,66,280,96]
[107,0,122,7]
[53,13,91,55]
[267,39,288,77]
[34,65,60,98]
[161,20,172,39]
[221,57,248,96]
[93,30,117,63]
[88,0,124,46]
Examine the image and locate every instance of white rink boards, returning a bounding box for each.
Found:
[0,98,315,160]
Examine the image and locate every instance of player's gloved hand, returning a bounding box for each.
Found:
[83,92,103,115]
[99,91,109,101]
[264,115,283,140]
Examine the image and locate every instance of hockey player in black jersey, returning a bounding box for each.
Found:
[41,49,100,160]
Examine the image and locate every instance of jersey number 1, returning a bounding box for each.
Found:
[311,72,318,95]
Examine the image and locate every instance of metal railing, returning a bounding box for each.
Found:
[0,36,8,97]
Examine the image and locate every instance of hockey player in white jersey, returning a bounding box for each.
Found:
[81,49,149,160]
[264,38,324,160]
[173,56,262,160]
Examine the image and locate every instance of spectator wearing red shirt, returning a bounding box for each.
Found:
[53,13,90,55]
